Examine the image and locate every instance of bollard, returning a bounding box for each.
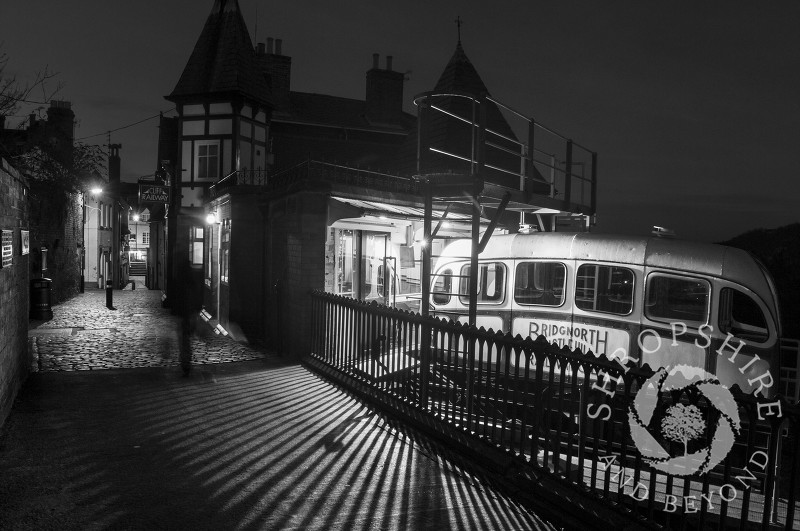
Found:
[106,279,116,310]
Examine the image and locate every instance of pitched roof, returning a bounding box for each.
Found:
[273,92,414,133]
[167,0,272,107]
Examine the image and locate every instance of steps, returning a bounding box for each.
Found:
[129,262,147,276]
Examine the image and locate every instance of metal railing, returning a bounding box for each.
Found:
[207,161,418,200]
[414,91,597,213]
[310,291,800,530]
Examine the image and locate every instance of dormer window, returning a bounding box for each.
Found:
[195,140,220,181]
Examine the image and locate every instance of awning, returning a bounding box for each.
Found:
[327,196,486,224]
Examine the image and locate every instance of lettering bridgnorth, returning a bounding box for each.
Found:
[528,321,609,355]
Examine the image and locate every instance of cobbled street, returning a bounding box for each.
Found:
[29,288,270,372]
[2,287,555,531]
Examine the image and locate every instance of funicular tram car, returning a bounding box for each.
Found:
[428,232,783,467]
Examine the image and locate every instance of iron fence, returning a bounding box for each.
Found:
[310,290,800,530]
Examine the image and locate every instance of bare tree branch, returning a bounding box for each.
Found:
[0,44,64,119]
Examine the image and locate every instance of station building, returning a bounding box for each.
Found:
[157,0,597,354]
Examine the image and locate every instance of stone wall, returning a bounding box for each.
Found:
[0,158,30,427]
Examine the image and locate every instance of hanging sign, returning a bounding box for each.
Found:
[139,184,171,203]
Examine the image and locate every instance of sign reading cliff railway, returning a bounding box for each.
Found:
[138,184,170,203]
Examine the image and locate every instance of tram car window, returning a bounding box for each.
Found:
[432,269,453,305]
[514,262,566,306]
[719,288,769,343]
[459,263,506,304]
[645,274,709,325]
[575,264,634,315]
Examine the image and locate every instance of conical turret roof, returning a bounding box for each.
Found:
[167,0,272,107]
[433,42,490,96]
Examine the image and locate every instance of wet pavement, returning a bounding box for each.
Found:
[1,288,556,530]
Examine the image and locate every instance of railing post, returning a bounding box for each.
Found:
[563,140,573,209]
[590,151,598,215]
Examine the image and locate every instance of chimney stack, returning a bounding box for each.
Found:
[366,54,404,123]
[108,144,122,186]
[256,42,265,55]
[256,36,291,109]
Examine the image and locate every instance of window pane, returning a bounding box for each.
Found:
[576,264,634,315]
[196,142,219,180]
[432,269,452,304]
[515,262,566,306]
[645,275,709,324]
[720,288,769,342]
[459,263,505,304]
[221,249,229,282]
[191,242,203,265]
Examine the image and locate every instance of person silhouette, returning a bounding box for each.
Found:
[179,263,198,375]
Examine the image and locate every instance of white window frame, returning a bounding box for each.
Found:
[195,140,220,181]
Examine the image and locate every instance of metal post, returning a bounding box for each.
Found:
[420,178,432,408]
[106,280,113,308]
[590,151,598,215]
[563,140,573,208]
[469,95,487,327]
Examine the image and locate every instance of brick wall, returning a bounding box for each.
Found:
[0,158,30,427]
[267,191,327,355]
[28,185,83,304]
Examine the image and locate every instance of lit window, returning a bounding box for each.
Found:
[220,219,231,283]
[196,141,220,181]
[221,249,229,283]
[515,262,566,306]
[432,269,453,305]
[459,262,506,304]
[189,226,203,265]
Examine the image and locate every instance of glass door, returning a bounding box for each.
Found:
[361,232,386,303]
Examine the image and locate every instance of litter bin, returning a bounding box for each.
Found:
[30,278,53,320]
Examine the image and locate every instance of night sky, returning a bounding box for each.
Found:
[2,0,798,242]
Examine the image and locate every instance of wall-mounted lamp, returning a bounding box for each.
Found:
[90,187,103,195]
[206,212,218,225]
